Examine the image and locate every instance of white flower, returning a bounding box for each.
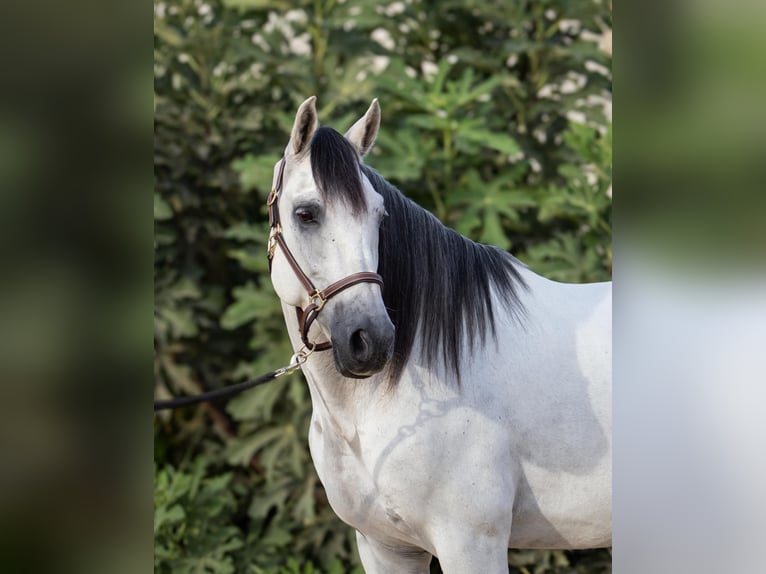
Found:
[384,2,405,16]
[284,9,307,23]
[371,28,395,51]
[421,60,438,80]
[370,55,390,74]
[289,33,312,56]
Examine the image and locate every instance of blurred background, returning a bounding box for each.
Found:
[154,0,612,572]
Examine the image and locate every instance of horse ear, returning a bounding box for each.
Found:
[288,96,318,157]
[344,98,380,157]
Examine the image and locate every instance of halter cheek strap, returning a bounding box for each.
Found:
[266,157,384,351]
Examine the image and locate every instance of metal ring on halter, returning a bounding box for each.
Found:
[274,343,316,378]
[309,290,327,312]
[290,343,316,366]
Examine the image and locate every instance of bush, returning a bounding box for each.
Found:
[155,0,611,571]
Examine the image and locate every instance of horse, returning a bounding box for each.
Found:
[266,96,611,573]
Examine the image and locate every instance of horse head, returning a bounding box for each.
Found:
[268,96,394,379]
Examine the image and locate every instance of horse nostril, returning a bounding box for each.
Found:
[350,329,371,360]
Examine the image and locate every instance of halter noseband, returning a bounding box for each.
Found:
[266,157,384,352]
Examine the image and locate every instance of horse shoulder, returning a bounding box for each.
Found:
[486,271,612,547]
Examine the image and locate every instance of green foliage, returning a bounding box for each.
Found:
[155,458,244,573]
[155,0,611,571]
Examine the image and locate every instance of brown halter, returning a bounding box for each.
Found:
[266,158,384,352]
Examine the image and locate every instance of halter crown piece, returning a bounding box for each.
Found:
[266,157,385,352]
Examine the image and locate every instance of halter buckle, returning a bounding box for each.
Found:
[309,290,327,312]
[266,188,279,206]
[267,224,281,260]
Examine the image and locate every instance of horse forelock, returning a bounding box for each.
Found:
[361,165,528,387]
[309,127,368,216]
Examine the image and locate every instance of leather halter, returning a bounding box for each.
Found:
[266,157,384,352]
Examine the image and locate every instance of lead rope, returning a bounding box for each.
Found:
[153,345,315,412]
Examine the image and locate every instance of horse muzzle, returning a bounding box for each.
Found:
[330,311,394,379]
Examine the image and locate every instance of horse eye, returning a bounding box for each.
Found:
[295,207,317,224]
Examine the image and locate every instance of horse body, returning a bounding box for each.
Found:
[269,97,611,573]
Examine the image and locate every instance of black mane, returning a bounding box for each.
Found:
[362,166,527,384]
[308,127,527,384]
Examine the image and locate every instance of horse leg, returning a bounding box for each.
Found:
[355,531,432,574]
[432,527,511,574]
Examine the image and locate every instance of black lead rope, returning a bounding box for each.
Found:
[154,348,312,412]
[154,371,279,412]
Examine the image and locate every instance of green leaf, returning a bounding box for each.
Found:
[233,153,282,194]
[248,483,290,520]
[158,307,198,338]
[226,375,287,421]
[220,282,276,329]
[456,127,521,155]
[154,504,185,534]
[224,427,288,466]
[154,22,184,49]
[478,208,510,250]
[224,222,268,243]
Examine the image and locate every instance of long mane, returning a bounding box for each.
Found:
[309,127,527,385]
[363,166,527,384]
